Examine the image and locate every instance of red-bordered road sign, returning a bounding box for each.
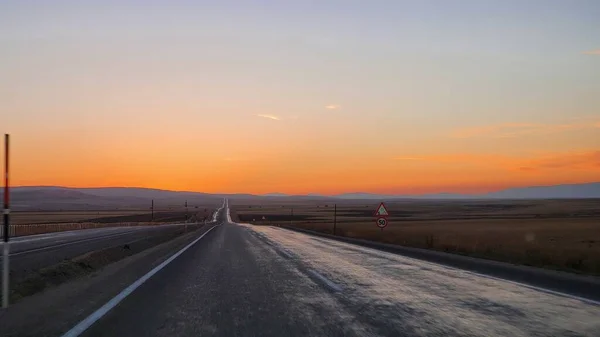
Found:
[374,202,389,217]
[376,217,388,228]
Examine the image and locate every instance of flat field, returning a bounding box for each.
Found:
[230,199,600,275]
[12,206,218,225]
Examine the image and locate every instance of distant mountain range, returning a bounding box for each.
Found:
[334,182,600,200]
[1,182,599,211]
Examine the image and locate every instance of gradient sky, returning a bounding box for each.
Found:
[1,0,599,194]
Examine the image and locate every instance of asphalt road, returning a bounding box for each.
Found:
[1,213,220,281]
[73,205,600,337]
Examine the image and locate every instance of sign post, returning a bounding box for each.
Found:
[374,202,389,231]
[3,134,10,308]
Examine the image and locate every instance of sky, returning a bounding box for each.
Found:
[1,0,599,195]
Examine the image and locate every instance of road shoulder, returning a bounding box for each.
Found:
[279,225,600,303]
[0,224,217,337]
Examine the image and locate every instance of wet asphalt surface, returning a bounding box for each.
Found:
[78,214,600,337]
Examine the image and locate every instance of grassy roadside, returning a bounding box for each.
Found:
[9,224,207,303]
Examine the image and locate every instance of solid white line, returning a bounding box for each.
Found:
[61,224,221,337]
[280,249,294,259]
[9,231,139,257]
[307,269,342,293]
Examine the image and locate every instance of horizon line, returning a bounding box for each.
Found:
[5,181,600,197]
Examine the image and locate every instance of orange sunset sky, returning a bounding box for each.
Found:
[2,1,599,195]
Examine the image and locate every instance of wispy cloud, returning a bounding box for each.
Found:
[583,50,600,55]
[519,151,600,171]
[395,156,422,161]
[394,154,503,164]
[393,151,600,172]
[325,104,341,110]
[256,114,281,121]
[451,120,600,139]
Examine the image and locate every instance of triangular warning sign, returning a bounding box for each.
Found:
[374,202,389,216]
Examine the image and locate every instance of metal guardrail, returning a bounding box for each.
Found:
[0,222,169,238]
[0,205,223,239]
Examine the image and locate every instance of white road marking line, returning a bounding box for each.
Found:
[280,249,294,259]
[1,230,82,244]
[8,231,140,257]
[307,269,343,293]
[60,224,221,337]
[279,228,600,306]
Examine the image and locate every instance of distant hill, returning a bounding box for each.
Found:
[334,182,600,200]
[485,182,600,199]
[2,182,599,210]
[1,186,222,211]
[335,192,468,200]
[263,193,289,197]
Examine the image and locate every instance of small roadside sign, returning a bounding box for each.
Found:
[376,217,388,228]
[374,202,389,230]
[374,202,389,216]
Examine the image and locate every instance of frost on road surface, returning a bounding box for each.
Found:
[249,225,600,337]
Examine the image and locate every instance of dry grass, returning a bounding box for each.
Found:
[12,206,216,225]
[11,211,146,225]
[7,208,216,237]
[230,199,600,275]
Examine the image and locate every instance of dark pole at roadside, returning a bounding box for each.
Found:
[151,199,154,222]
[3,134,10,308]
[3,135,8,243]
[333,204,337,236]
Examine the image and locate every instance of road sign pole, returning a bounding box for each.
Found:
[3,134,10,308]
[333,204,337,235]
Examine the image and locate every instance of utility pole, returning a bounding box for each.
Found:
[185,200,188,222]
[151,199,154,222]
[3,134,10,308]
[333,204,337,236]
